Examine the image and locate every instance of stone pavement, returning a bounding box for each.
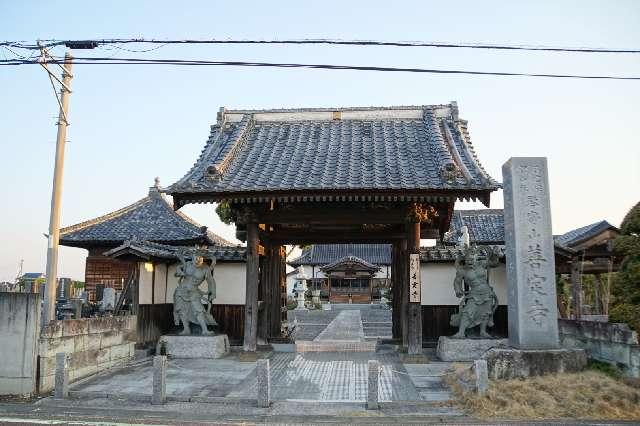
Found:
[314,309,365,341]
[72,357,256,398]
[289,304,392,341]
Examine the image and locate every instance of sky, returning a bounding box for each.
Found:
[0,1,639,282]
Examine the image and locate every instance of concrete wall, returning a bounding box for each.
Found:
[0,292,40,396]
[38,315,137,393]
[139,262,246,305]
[421,263,508,305]
[559,319,640,378]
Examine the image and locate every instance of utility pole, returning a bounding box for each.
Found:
[43,52,73,325]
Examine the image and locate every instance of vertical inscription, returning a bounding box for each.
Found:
[503,157,559,349]
[409,254,421,303]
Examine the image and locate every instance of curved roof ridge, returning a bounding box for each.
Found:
[454,120,499,187]
[60,196,151,236]
[320,254,380,271]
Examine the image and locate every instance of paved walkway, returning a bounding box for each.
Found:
[314,310,365,342]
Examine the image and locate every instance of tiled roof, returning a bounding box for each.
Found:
[104,239,246,262]
[21,272,45,280]
[444,209,505,245]
[554,220,618,248]
[169,104,499,205]
[421,245,505,262]
[59,184,232,248]
[320,255,380,273]
[289,244,392,266]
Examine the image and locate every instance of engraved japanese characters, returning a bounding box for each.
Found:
[503,157,559,349]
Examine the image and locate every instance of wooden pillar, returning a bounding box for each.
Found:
[268,244,283,338]
[400,238,408,347]
[243,222,259,352]
[406,221,422,355]
[258,243,270,344]
[391,242,401,339]
[571,259,582,320]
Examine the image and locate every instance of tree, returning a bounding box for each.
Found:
[609,201,640,334]
[215,201,234,225]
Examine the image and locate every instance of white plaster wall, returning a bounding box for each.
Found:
[138,263,153,305]
[154,264,168,303]
[139,262,246,305]
[420,263,507,306]
[212,263,246,305]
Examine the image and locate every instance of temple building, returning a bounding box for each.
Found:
[59,180,231,302]
[288,244,391,303]
[167,103,501,353]
[57,103,620,351]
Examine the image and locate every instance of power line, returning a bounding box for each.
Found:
[2,38,639,54]
[1,56,638,81]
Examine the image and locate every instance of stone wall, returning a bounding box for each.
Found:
[38,316,137,393]
[0,292,41,396]
[558,319,640,378]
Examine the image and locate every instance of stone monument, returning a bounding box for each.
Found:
[158,251,229,359]
[481,157,585,378]
[503,157,559,349]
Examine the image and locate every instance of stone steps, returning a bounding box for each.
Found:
[296,340,377,353]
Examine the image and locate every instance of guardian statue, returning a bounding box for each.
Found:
[450,245,500,338]
[173,252,218,335]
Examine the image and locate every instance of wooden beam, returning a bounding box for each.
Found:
[243,222,259,352]
[406,220,423,355]
[269,244,283,338]
[391,242,401,340]
[400,238,408,347]
[570,260,582,320]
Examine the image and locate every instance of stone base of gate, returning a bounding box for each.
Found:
[436,336,509,362]
[157,334,230,359]
[482,347,587,379]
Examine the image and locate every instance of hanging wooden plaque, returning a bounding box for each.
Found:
[409,253,421,303]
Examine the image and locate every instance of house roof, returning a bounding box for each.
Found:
[554,220,619,248]
[320,255,380,273]
[421,245,506,262]
[289,244,392,267]
[59,182,232,248]
[104,239,246,262]
[168,103,499,206]
[444,209,505,245]
[21,272,45,280]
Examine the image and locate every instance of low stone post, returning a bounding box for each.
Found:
[474,359,489,395]
[256,358,270,408]
[152,355,167,405]
[367,360,380,410]
[54,352,69,399]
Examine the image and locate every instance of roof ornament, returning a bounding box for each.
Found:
[441,162,459,184]
[154,177,160,188]
[457,225,470,248]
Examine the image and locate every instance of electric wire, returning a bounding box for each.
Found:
[2,38,639,54]
[0,56,638,81]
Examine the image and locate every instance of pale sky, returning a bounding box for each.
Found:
[1,1,639,282]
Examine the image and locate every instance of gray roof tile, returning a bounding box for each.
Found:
[104,240,245,262]
[554,220,618,248]
[59,185,232,247]
[289,244,392,266]
[444,209,505,245]
[169,104,499,202]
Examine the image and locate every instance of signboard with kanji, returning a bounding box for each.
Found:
[409,253,421,303]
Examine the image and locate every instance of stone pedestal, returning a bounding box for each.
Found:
[436,336,508,362]
[157,334,229,359]
[483,347,587,379]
